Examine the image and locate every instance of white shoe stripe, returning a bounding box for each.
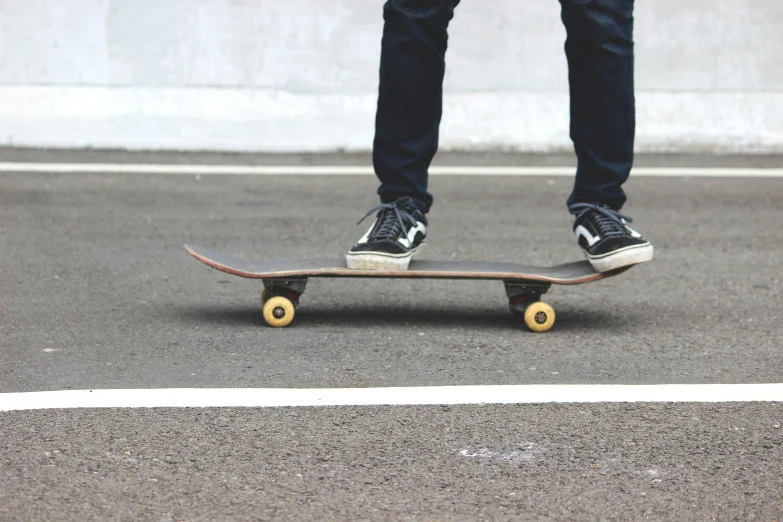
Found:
[574,225,600,247]
[398,222,426,248]
[356,223,375,245]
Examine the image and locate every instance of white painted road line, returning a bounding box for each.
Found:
[1,384,782,412]
[1,162,782,177]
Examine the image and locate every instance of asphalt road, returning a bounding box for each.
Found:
[1,150,782,520]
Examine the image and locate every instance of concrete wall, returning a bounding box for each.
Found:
[1,0,781,153]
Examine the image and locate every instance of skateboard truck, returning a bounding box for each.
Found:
[261,279,307,327]
[504,282,555,332]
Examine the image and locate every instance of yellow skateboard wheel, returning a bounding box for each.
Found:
[524,302,555,333]
[263,296,295,327]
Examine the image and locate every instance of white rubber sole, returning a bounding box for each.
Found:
[346,244,424,270]
[587,243,654,272]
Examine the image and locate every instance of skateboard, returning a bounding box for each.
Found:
[185,244,632,332]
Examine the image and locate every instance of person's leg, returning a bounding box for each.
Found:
[560,0,652,272]
[347,0,458,270]
[373,0,460,214]
[560,0,635,211]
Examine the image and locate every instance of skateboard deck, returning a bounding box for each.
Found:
[185,244,632,332]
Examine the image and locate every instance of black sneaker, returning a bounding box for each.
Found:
[569,202,653,272]
[347,198,427,270]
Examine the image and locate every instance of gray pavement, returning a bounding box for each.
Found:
[2,405,781,521]
[1,151,782,520]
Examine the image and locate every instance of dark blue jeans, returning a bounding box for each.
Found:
[374,0,635,212]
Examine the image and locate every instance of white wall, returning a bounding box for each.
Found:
[1,0,781,153]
